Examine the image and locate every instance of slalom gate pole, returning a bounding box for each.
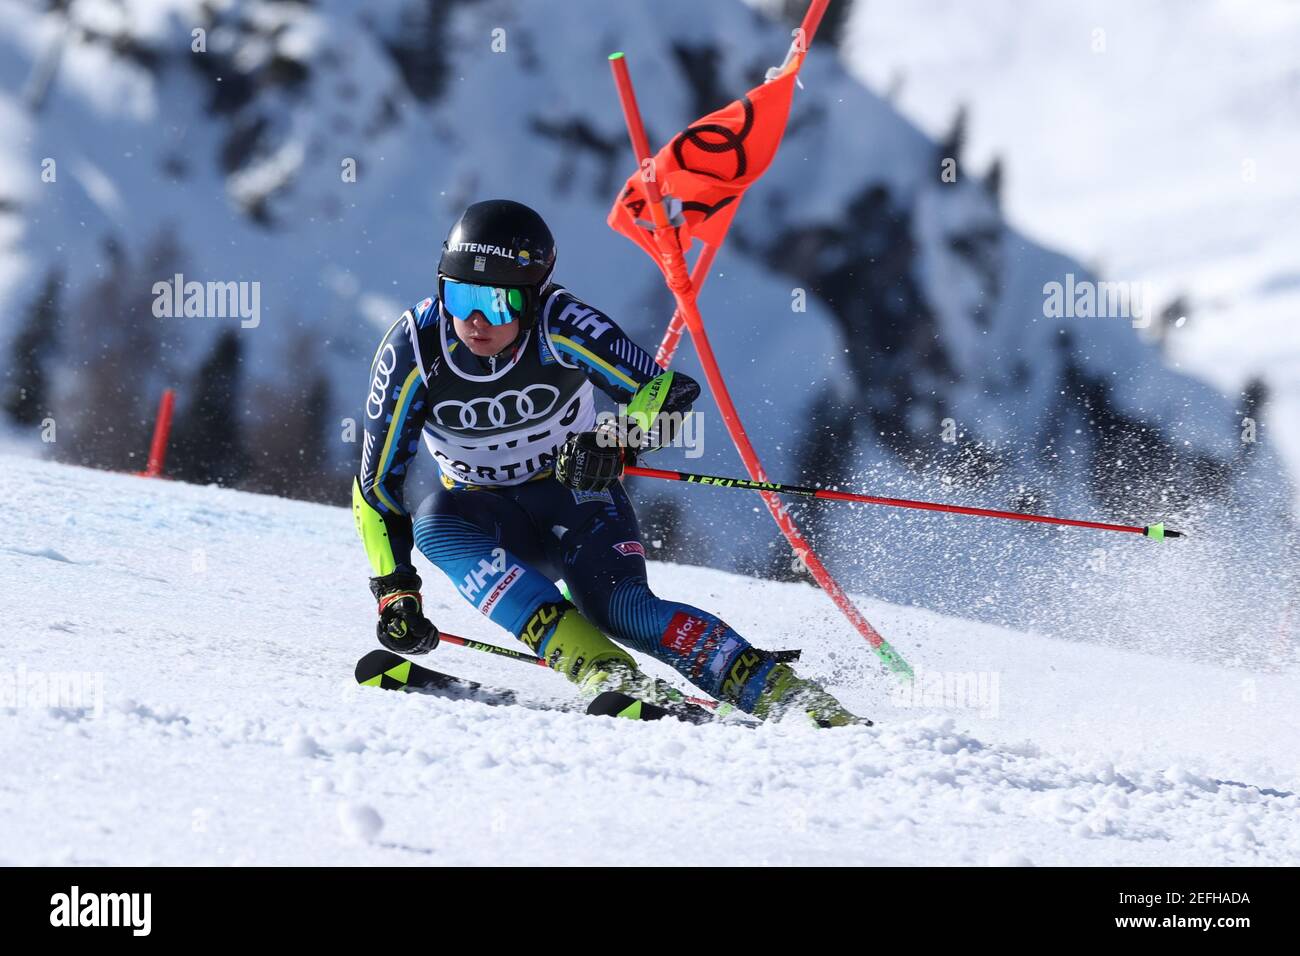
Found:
[609,40,915,680]
[436,631,722,711]
[651,0,826,363]
[655,242,717,367]
[625,465,1185,541]
[139,387,175,478]
[653,0,828,368]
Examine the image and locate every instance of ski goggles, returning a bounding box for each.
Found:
[440,278,526,326]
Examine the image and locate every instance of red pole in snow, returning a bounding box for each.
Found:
[140,388,175,478]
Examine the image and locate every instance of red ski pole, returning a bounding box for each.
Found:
[625,465,1184,541]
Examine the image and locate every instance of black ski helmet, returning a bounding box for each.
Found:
[437,199,556,328]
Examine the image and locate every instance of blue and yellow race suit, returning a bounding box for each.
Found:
[353,284,782,710]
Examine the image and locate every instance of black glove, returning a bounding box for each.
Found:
[369,571,440,655]
[555,427,636,492]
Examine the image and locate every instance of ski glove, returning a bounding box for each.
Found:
[555,427,636,493]
[369,571,440,655]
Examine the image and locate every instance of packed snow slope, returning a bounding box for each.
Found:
[1,456,1297,866]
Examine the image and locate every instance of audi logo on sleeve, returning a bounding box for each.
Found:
[431,383,561,431]
[366,344,398,420]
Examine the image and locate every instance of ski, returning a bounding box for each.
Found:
[586,690,718,724]
[355,649,518,707]
[355,649,724,724]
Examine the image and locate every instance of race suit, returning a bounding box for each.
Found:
[354,284,781,709]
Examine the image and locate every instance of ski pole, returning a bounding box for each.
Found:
[436,631,551,668]
[625,465,1185,540]
[436,631,723,711]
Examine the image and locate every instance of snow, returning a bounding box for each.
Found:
[1,455,1296,865]
[337,802,384,845]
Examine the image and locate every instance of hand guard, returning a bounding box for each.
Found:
[369,571,440,655]
[555,427,636,493]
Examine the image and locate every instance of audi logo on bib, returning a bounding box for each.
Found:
[432,383,562,432]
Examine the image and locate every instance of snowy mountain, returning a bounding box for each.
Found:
[0,0,1293,655]
[831,0,1300,512]
[1,456,1296,865]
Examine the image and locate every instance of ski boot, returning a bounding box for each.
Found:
[519,600,637,687]
[521,601,711,720]
[751,658,871,728]
[527,603,726,722]
[580,658,687,707]
[522,600,668,699]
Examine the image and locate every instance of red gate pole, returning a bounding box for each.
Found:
[654,0,827,366]
[609,50,913,678]
[140,388,175,478]
[655,242,717,368]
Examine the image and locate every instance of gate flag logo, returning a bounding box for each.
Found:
[608,52,804,265]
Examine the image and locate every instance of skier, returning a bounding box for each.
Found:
[352,199,865,726]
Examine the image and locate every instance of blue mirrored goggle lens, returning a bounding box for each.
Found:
[442,279,524,326]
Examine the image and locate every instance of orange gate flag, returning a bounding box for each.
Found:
[607,52,805,267]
